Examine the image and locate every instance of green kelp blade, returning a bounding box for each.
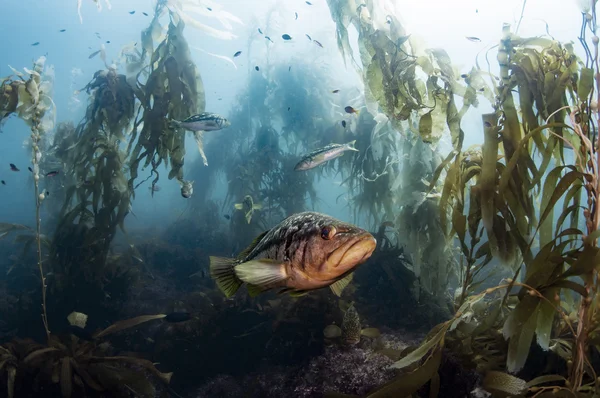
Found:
[479,113,499,244]
[525,374,566,388]
[578,67,594,102]
[368,348,442,398]
[390,321,449,370]
[503,295,539,373]
[537,168,583,245]
[93,356,172,384]
[418,111,433,142]
[93,314,167,339]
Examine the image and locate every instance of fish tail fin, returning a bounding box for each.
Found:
[209,256,242,298]
[245,210,253,224]
[234,203,243,210]
[355,109,360,115]
[346,140,359,152]
[168,119,181,129]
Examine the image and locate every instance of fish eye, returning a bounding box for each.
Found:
[321,226,336,240]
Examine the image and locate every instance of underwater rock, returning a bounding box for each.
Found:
[194,374,244,397]
[194,336,403,397]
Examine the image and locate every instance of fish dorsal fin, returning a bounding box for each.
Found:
[330,272,354,297]
[237,229,270,260]
[234,258,289,287]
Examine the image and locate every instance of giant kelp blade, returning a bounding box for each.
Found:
[92,356,172,384]
[503,295,539,373]
[390,321,449,370]
[368,348,442,398]
[93,314,166,339]
[60,357,73,398]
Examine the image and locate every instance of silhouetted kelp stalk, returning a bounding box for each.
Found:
[30,98,50,339]
[0,56,55,339]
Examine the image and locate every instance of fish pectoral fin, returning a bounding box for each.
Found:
[252,203,263,210]
[330,272,354,297]
[277,288,309,297]
[234,259,288,288]
[288,290,310,297]
[234,203,243,210]
[246,284,266,297]
[209,256,243,298]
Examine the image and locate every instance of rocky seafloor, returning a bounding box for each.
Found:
[191,330,484,398]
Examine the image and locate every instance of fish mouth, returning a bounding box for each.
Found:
[328,234,376,268]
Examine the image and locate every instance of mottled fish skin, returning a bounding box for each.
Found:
[236,211,375,291]
[294,141,358,171]
[341,304,361,345]
[173,112,231,132]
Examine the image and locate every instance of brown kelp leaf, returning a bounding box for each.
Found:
[537,168,583,242]
[60,357,73,398]
[539,166,565,247]
[390,320,450,369]
[418,111,433,142]
[23,347,59,365]
[6,365,16,398]
[52,360,60,383]
[554,204,583,237]
[375,348,404,362]
[479,113,499,249]
[93,314,166,339]
[94,356,172,384]
[70,360,104,391]
[368,348,442,398]
[503,295,539,373]
[535,295,555,350]
[547,280,587,297]
[525,374,566,388]
[577,67,594,101]
[561,245,600,279]
[482,371,526,395]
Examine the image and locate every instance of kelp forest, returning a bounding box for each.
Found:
[0,0,598,396]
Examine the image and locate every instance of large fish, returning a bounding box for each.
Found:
[209,212,376,298]
[170,112,231,132]
[294,140,359,171]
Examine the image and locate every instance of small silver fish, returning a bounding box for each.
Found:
[466,36,481,42]
[170,112,231,132]
[294,140,359,171]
